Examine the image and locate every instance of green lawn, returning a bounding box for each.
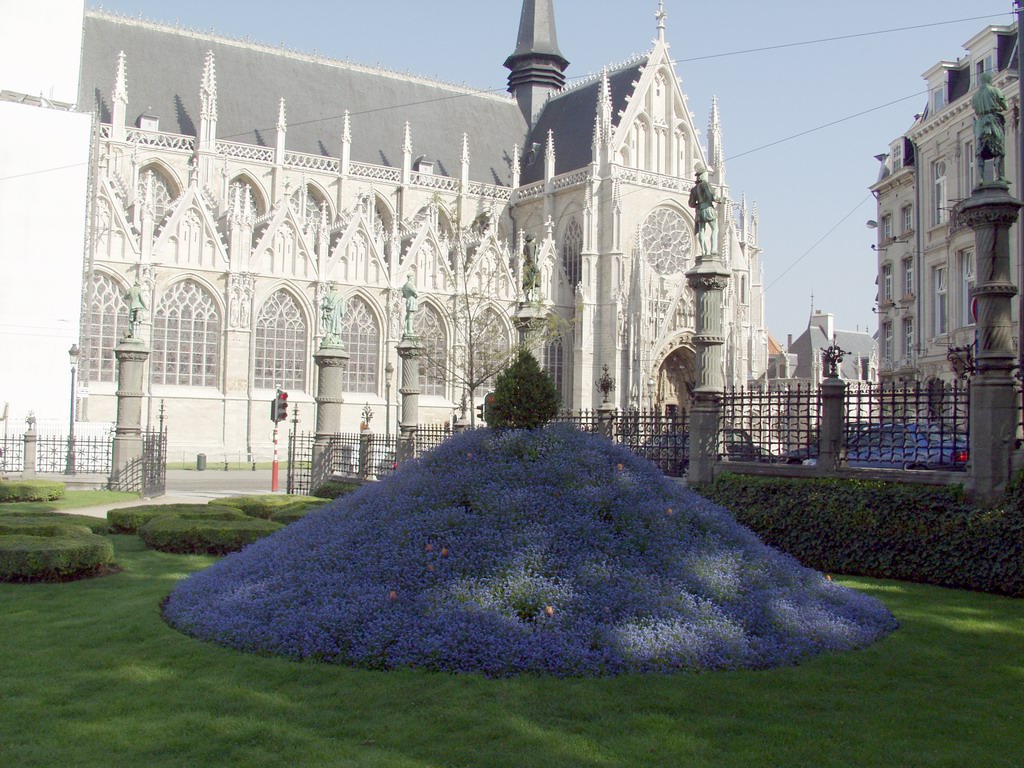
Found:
[0,489,138,514]
[2,536,1021,768]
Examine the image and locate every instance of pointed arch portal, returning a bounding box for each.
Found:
[653,343,696,418]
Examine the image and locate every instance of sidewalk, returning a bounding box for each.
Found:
[57,468,283,519]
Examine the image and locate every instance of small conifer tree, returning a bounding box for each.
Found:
[485,349,561,429]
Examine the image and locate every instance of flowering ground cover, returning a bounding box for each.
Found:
[164,426,896,675]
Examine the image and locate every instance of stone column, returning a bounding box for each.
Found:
[312,344,350,489]
[817,377,847,475]
[22,419,37,479]
[513,303,547,357]
[397,335,424,464]
[685,268,731,485]
[110,337,149,489]
[960,183,1022,503]
[597,402,616,440]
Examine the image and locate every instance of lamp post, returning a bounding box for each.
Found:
[65,343,80,475]
[384,361,394,437]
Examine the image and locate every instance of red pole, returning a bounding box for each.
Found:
[271,424,279,492]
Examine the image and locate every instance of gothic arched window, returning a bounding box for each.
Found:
[138,166,175,220]
[543,335,564,397]
[639,207,693,276]
[230,177,263,221]
[290,184,327,235]
[85,272,128,383]
[414,304,447,398]
[152,280,221,387]
[562,218,583,287]
[254,290,307,391]
[341,297,380,393]
[474,309,510,394]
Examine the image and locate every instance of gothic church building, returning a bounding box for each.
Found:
[78,1,768,458]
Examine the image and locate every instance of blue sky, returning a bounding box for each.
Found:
[91,0,1014,342]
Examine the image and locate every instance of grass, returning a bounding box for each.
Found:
[1,536,1022,768]
[0,489,138,514]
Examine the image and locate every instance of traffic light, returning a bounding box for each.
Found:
[475,401,485,422]
[475,391,496,424]
[271,389,289,423]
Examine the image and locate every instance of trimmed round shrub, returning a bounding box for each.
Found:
[269,500,326,525]
[164,426,897,677]
[215,495,322,520]
[0,509,109,534]
[0,480,65,503]
[108,504,240,534]
[139,515,282,555]
[311,481,362,500]
[0,521,114,582]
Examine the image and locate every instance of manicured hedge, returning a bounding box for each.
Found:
[107,504,241,533]
[269,499,325,524]
[0,480,65,503]
[311,481,362,500]
[215,495,322,519]
[700,473,1024,597]
[138,515,282,555]
[0,521,114,582]
[0,509,109,534]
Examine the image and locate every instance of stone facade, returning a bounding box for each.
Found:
[77,3,769,459]
[871,22,1021,384]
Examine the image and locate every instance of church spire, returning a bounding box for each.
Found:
[504,0,570,126]
[656,1,667,44]
[707,95,726,188]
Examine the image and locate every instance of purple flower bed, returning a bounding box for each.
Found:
[163,425,897,676]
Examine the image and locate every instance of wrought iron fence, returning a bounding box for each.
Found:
[721,384,822,464]
[613,409,688,477]
[550,409,600,432]
[287,431,315,496]
[108,428,167,494]
[843,381,969,470]
[35,433,113,474]
[0,434,24,473]
[417,423,453,455]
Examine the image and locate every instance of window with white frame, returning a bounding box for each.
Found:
[933,265,948,336]
[882,321,893,364]
[902,316,914,359]
[901,204,913,234]
[152,280,221,387]
[974,55,994,86]
[891,142,903,170]
[959,249,975,327]
[964,141,975,192]
[902,257,913,298]
[414,304,447,398]
[932,86,946,113]
[254,290,307,391]
[882,213,892,240]
[85,272,129,383]
[882,263,893,302]
[932,160,948,226]
[340,297,379,393]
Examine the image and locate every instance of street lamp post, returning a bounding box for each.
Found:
[65,343,80,475]
[385,361,395,437]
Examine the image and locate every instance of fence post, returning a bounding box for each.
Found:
[818,377,846,474]
[109,337,149,490]
[359,427,371,480]
[597,404,616,441]
[313,343,350,491]
[396,335,424,465]
[960,180,1022,502]
[22,418,37,479]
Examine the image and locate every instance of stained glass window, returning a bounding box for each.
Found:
[414,304,447,398]
[341,297,379,393]
[254,291,307,390]
[152,280,221,387]
[85,272,129,383]
[543,336,564,396]
[290,184,326,235]
[640,208,692,275]
[474,309,509,393]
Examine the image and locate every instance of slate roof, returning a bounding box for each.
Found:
[521,62,645,184]
[792,323,876,381]
[79,13,529,187]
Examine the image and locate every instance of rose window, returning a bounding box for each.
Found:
[640,208,692,276]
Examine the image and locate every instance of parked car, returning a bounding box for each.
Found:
[784,423,967,471]
[721,427,778,463]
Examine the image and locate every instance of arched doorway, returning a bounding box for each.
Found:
[653,343,696,418]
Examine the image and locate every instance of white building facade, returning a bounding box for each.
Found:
[872,23,1020,384]
[75,1,768,459]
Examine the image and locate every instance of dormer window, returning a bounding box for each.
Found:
[974,54,995,86]
[931,86,946,113]
[137,114,159,131]
[414,158,434,175]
